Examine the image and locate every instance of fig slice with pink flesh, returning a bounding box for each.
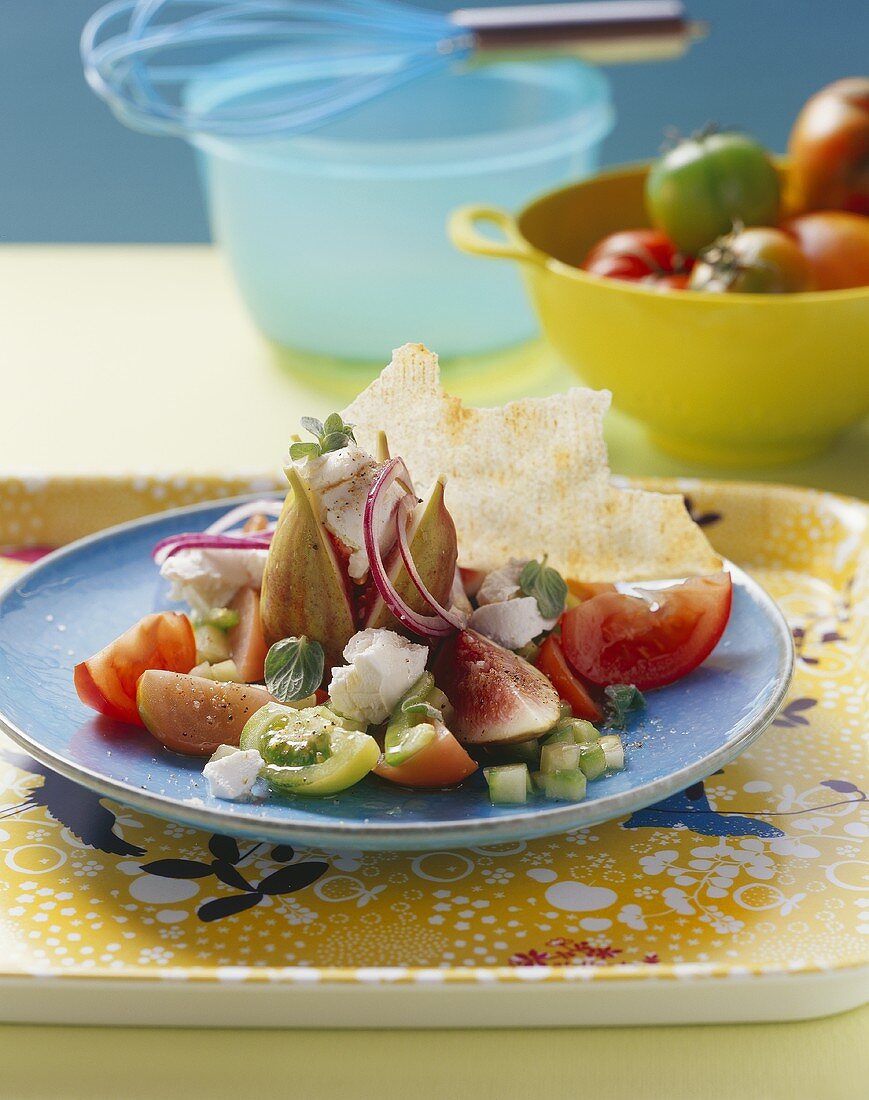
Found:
[433,629,561,745]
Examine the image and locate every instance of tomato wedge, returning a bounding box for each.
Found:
[535,635,603,722]
[74,612,196,725]
[560,573,733,691]
[373,722,478,789]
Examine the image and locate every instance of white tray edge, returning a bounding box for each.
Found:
[1,966,866,1028]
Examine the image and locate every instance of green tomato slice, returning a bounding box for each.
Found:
[240,702,379,796]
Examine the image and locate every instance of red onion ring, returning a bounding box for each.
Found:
[152,532,272,564]
[363,459,455,639]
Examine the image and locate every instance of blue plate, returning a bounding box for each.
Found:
[0,496,793,851]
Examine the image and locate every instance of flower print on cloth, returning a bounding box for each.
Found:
[0,477,866,984]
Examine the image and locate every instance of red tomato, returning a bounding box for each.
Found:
[535,635,603,722]
[74,612,196,725]
[787,78,869,216]
[582,229,692,286]
[566,579,618,603]
[227,587,268,682]
[373,723,477,789]
[784,211,869,290]
[560,573,733,691]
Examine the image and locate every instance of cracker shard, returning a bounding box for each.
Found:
[343,343,721,582]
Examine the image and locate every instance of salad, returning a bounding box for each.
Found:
[74,345,731,808]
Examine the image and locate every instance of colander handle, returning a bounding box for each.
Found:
[448,206,547,267]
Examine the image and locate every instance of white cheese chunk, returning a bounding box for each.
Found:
[294,445,405,581]
[202,746,263,801]
[161,548,268,616]
[329,628,428,726]
[469,597,557,651]
[476,559,527,606]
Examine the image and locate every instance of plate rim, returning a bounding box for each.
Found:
[0,494,795,850]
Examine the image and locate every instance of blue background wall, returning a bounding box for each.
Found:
[2,0,867,242]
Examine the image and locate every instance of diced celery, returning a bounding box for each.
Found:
[483,764,529,805]
[540,741,581,774]
[543,769,587,802]
[578,742,607,781]
[599,735,625,772]
[195,623,231,664]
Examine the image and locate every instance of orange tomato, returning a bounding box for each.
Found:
[74,612,196,725]
[227,587,268,682]
[787,78,869,216]
[784,211,869,290]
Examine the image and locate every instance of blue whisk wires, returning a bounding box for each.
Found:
[82,0,475,138]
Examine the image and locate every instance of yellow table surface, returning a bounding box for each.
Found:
[0,244,865,1098]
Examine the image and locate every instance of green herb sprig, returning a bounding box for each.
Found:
[603,684,646,730]
[520,556,568,620]
[264,636,325,702]
[289,413,356,461]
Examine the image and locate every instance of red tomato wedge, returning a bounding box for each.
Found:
[373,723,477,789]
[560,573,733,691]
[74,612,196,725]
[227,587,268,682]
[535,635,603,722]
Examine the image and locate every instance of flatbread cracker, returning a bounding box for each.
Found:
[343,344,721,582]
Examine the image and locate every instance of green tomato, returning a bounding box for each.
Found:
[240,702,379,796]
[645,130,780,255]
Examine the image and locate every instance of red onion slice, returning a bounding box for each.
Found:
[363,459,454,639]
[152,532,272,564]
[395,494,467,630]
[205,499,283,536]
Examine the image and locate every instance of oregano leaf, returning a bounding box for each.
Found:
[520,556,567,619]
[265,636,325,702]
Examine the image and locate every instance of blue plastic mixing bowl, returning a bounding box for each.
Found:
[188,57,613,362]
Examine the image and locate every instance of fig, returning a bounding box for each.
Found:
[365,476,458,633]
[260,465,355,671]
[137,671,278,756]
[433,629,561,745]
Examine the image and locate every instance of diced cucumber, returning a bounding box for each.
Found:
[483,764,529,805]
[498,739,541,769]
[530,770,546,793]
[599,735,625,772]
[561,718,600,744]
[543,726,575,746]
[543,769,587,802]
[557,701,574,720]
[207,659,240,683]
[194,607,240,632]
[195,623,231,664]
[578,742,607,781]
[516,641,541,663]
[540,741,581,774]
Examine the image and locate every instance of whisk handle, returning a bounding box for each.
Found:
[450,1,696,50]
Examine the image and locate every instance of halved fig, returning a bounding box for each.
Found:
[433,629,561,745]
[260,466,355,671]
[137,671,278,756]
[227,586,268,682]
[364,476,458,633]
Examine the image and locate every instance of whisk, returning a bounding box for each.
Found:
[82,0,702,139]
